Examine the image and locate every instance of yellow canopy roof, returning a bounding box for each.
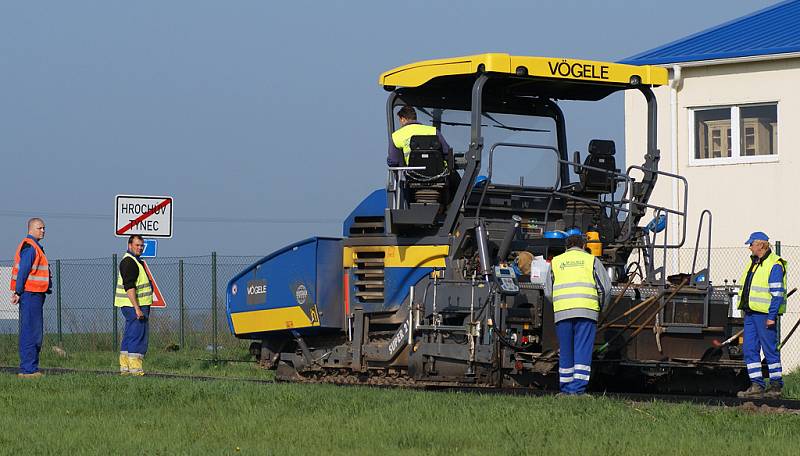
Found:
[379,53,668,88]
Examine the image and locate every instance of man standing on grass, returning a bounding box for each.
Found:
[545,234,610,396]
[115,235,153,376]
[737,232,787,399]
[10,218,52,378]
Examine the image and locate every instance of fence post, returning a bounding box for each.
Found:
[56,259,63,346]
[212,252,218,361]
[179,259,185,349]
[112,254,118,350]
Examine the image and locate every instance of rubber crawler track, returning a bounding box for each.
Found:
[3,365,799,412]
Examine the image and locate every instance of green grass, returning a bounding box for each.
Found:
[1,373,800,455]
[0,329,244,353]
[0,333,272,379]
[3,333,800,398]
[0,348,272,380]
[782,372,800,399]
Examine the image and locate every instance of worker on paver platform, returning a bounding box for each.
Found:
[10,218,51,378]
[115,234,153,376]
[387,105,451,167]
[737,231,787,399]
[545,235,611,395]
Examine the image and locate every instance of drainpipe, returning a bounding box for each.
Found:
[669,65,682,273]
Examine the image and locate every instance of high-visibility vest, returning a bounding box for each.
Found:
[115,253,153,307]
[391,123,437,165]
[10,238,50,293]
[551,249,599,313]
[738,252,788,314]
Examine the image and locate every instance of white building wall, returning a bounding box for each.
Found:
[625,58,800,250]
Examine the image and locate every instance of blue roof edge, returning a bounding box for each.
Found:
[619,0,796,65]
[621,48,800,66]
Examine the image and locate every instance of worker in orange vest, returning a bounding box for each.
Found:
[10,218,52,378]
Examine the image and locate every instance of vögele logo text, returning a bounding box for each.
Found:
[246,279,267,305]
[547,59,609,80]
[248,284,267,295]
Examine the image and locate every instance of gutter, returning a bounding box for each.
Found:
[651,51,800,69]
[668,65,682,273]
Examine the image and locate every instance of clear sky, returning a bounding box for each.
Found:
[1,0,776,258]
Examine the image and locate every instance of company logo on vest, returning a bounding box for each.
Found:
[559,259,585,270]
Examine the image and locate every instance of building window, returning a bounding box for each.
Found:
[690,103,778,165]
[695,108,731,159]
[740,105,777,156]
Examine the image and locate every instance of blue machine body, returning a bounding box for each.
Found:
[342,189,386,236]
[341,189,446,313]
[226,189,445,340]
[226,237,343,338]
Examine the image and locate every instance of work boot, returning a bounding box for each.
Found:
[128,355,145,376]
[17,372,43,379]
[119,352,130,376]
[764,383,783,399]
[737,383,764,399]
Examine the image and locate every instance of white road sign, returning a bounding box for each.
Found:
[0,267,18,320]
[115,195,174,238]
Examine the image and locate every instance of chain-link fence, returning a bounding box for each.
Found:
[3,247,800,372]
[0,254,261,360]
[628,242,800,373]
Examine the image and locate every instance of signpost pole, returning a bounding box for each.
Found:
[212,251,218,362]
[179,259,185,349]
[112,254,118,350]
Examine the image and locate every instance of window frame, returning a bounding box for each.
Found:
[687,101,779,167]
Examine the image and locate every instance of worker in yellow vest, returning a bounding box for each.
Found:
[387,105,451,167]
[545,234,611,395]
[115,234,153,376]
[736,232,787,399]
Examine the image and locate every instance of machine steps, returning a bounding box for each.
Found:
[349,216,385,237]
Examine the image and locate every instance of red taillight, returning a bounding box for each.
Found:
[522,336,529,344]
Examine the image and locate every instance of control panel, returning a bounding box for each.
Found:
[493,265,520,296]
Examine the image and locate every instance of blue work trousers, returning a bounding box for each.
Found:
[743,311,782,387]
[19,292,45,374]
[556,317,596,394]
[120,306,150,356]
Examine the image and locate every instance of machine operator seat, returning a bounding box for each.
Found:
[387,135,456,229]
[405,135,451,204]
[578,139,618,194]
